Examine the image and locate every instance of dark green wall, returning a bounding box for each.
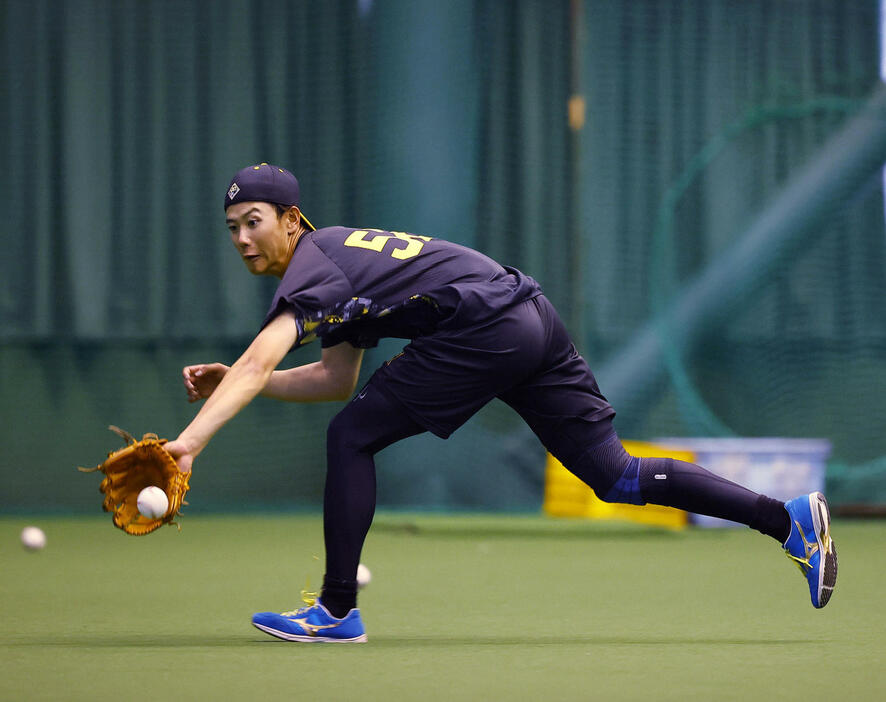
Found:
[1,0,883,511]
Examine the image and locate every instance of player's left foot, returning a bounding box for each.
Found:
[783,491,837,608]
[252,600,367,643]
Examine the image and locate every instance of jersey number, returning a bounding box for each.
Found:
[343,229,431,260]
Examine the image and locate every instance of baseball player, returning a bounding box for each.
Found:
[164,163,837,643]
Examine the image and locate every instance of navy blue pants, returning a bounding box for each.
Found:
[323,295,783,588]
[374,295,615,454]
[325,296,613,581]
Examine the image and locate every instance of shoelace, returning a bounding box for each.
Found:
[280,588,319,617]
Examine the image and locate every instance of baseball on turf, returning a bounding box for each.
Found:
[137,486,169,519]
[21,526,46,551]
[357,563,372,589]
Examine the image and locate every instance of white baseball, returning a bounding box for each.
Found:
[357,563,372,589]
[137,486,169,519]
[21,526,46,551]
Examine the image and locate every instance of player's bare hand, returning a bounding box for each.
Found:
[182,363,229,402]
[164,439,194,474]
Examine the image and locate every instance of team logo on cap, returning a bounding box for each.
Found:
[228,182,240,200]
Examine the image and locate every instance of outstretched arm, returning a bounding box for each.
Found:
[182,343,364,403]
[166,310,299,472]
[261,343,364,402]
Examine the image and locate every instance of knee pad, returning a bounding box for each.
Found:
[604,455,676,505]
[565,437,676,506]
[565,434,640,503]
[601,455,645,505]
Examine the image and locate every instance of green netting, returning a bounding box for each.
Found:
[577,0,886,508]
[651,97,875,441]
[0,0,884,512]
[642,94,886,506]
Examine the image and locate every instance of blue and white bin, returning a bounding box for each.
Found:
[654,438,831,528]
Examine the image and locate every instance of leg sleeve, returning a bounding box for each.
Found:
[323,379,425,582]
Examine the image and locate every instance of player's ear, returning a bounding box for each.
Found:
[286,206,301,235]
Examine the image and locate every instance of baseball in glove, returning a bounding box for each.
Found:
[79,426,190,536]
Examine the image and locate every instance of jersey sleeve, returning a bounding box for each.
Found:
[261,236,354,347]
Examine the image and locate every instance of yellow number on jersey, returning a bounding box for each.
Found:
[344,229,431,260]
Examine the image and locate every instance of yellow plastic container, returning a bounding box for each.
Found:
[543,440,692,529]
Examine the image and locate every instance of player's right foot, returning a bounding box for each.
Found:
[783,491,837,608]
[252,600,367,643]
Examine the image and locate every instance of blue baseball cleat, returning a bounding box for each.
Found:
[252,598,367,643]
[783,491,837,608]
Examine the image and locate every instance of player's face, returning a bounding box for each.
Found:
[225,202,294,277]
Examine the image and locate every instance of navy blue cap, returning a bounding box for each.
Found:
[224,163,315,231]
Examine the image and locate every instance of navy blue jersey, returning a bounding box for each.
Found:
[262,227,542,348]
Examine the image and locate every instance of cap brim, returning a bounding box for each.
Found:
[301,211,317,232]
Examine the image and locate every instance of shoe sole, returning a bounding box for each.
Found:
[810,491,838,608]
[252,622,368,643]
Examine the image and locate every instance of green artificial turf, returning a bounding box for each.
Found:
[1,514,883,701]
